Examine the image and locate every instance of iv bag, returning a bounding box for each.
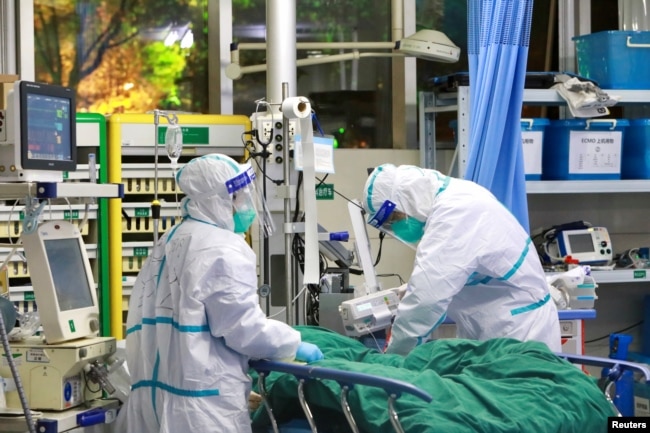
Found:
[165,124,183,169]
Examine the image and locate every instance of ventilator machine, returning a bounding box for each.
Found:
[0,221,119,412]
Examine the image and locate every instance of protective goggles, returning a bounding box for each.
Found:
[367,199,424,247]
[226,163,275,237]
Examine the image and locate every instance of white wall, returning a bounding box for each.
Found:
[316,148,420,290]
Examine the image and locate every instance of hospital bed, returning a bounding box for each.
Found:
[250,359,433,433]
[249,326,650,433]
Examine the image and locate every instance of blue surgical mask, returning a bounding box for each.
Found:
[392,217,425,244]
[233,209,257,233]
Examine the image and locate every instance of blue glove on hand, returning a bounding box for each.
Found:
[295,342,324,363]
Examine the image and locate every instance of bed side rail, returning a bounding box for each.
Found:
[556,352,650,383]
[249,359,433,433]
[556,352,650,417]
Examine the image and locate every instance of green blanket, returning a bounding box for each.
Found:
[251,326,615,433]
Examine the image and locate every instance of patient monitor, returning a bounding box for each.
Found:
[0,221,116,411]
[548,227,613,265]
[0,80,77,182]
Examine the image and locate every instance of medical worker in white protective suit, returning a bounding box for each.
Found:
[117,154,324,433]
[363,164,561,356]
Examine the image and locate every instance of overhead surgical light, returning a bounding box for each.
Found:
[395,30,460,63]
[225,29,460,80]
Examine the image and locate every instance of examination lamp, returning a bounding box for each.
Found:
[225,29,460,80]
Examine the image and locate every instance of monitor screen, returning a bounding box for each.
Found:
[568,233,595,253]
[44,238,95,311]
[18,81,76,172]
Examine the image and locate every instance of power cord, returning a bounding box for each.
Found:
[585,321,643,344]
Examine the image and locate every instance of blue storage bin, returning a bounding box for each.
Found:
[450,119,549,180]
[542,118,628,180]
[573,31,650,89]
[622,119,650,179]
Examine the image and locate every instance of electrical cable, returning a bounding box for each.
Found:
[0,309,36,433]
[377,273,405,286]
[373,232,385,266]
[315,176,363,210]
[585,321,643,344]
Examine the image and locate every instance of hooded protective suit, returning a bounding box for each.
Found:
[119,154,301,433]
[364,164,561,356]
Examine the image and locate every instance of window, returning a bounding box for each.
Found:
[33,0,209,114]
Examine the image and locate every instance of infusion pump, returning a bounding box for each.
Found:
[546,227,613,265]
[339,288,400,337]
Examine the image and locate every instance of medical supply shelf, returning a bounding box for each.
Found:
[107,113,252,338]
[420,86,650,357]
[420,88,650,177]
[526,179,650,194]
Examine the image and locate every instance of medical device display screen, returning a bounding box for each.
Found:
[568,233,595,253]
[25,93,73,162]
[44,238,94,311]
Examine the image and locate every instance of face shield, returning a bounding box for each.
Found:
[226,163,275,237]
[367,199,425,247]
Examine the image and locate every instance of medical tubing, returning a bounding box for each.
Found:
[0,310,36,433]
[78,202,90,233]
[0,244,21,277]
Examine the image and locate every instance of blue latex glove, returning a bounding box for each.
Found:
[295,342,324,363]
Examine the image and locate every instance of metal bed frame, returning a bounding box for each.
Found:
[250,353,650,433]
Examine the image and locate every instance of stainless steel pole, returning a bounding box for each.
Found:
[282,83,294,325]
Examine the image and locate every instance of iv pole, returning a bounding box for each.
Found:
[152,110,179,244]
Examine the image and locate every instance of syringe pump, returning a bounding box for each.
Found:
[339,288,400,337]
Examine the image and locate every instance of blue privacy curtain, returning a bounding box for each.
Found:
[465,0,534,232]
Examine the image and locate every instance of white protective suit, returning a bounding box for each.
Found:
[118,154,301,433]
[364,164,561,355]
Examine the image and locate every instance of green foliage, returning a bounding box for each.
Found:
[141,41,187,109]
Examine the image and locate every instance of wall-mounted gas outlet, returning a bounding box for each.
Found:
[261,121,274,142]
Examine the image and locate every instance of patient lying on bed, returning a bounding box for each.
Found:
[250,326,615,433]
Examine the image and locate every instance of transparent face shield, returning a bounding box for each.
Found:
[367,200,425,248]
[226,163,275,237]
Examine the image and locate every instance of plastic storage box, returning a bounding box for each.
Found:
[622,119,650,179]
[542,118,628,180]
[521,118,549,180]
[450,119,548,180]
[573,31,650,89]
